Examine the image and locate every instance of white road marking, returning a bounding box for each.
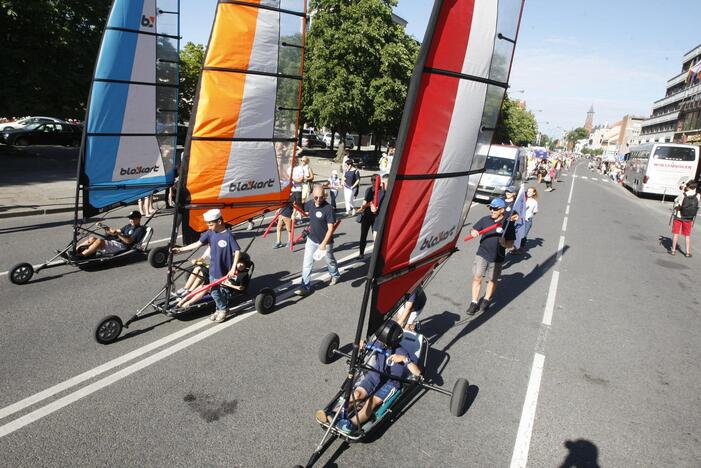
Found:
[580,176,588,180]
[0,319,212,421]
[542,271,559,326]
[510,353,546,468]
[510,163,579,466]
[556,236,565,261]
[0,248,367,436]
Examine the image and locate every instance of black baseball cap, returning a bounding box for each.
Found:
[127,210,142,219]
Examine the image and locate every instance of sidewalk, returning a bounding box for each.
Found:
[0,146,378,220]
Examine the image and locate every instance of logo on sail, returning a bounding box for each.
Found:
[228,179,275,193]
[120,165,160,176]
[419,225,456,251]
[141,15,155,28]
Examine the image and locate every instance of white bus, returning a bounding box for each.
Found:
[623,143,700,196]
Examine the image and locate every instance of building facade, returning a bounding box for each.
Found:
[639,43,701,144]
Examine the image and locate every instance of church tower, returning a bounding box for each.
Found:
[584,105,594,133]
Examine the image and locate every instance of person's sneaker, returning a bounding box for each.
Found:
[272,242,284,249]
[466,301,479,316]
[479,299,491,313]
[246,221,255,231]
[294,286,311,297]
[175,287,189,297]
[329,276,339,286]
[337,419,354,435]
[214,310,227,323]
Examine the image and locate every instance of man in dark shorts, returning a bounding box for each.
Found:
[294,185,341,296]
[71,210,146,259]
[466,198,516,316]
[273,200,294,249]
[172,209,241,322]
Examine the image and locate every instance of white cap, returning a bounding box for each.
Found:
[331,169,338,175]
[203,209,222,222]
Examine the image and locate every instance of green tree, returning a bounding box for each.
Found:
[495,95,538,146]
[178,42,206,123]
[566,127,590,146]
[0,1,109,118]
[303,0,417,151]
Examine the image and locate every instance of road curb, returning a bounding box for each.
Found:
[0,206,75,219]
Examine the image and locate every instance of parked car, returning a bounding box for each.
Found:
[321,132,355,149]
[306,134,327,148]
[2,122,83,147]
[2,116,67,132]
[300,128,316,147]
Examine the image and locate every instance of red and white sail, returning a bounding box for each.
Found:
[365,0,525,334]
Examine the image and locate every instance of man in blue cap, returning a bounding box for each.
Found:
[465,198,516,316]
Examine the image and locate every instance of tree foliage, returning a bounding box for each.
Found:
[495,95,538,146]
[303,0,418,142]
[566,126,590,144]
[178,42,206,123]
[0,0,109,118]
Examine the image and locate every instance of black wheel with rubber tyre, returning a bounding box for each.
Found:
[450,378,470,417]
[319,332,340,364]
[9,263,34,285]
[148,246,169,268]
[94,315,123,344]
[255,287,276,314]
[15,137,29,147]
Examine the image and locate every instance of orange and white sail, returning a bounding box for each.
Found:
[180,0,306,236]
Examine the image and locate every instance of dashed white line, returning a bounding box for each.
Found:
[542,271,559,326]
[580,176,588,180]
[561,216,568,232]
[510,353,546,468]
[556,235,565,261]
[565,205,570,215]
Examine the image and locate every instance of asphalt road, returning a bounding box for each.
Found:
[0,162,699,467]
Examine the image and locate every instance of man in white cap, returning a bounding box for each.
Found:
[172,208,241,322]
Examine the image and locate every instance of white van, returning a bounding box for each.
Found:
[475,145,527,201]
[623,143,700,196]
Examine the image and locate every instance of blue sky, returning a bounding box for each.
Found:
[181,0,701,137]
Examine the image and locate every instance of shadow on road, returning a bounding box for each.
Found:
[559,438,600,468]
[438,245,570,353]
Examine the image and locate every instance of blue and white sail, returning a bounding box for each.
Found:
[81,0,180,216]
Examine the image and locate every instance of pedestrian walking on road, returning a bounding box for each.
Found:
[357,174,388,259]
[273,201,293,249]
[300,156,315,203]
[294,185,341,296]
[343,161,360,216]
[670,181,699,257]
[465,198,516,316]
[513,187,538,253]
[326,169,342,210]
[171,209,241,322]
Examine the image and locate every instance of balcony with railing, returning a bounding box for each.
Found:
[682,43,701,63]
[666,71,687,89]
[642,111,679,127]
[653,83,701,110]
